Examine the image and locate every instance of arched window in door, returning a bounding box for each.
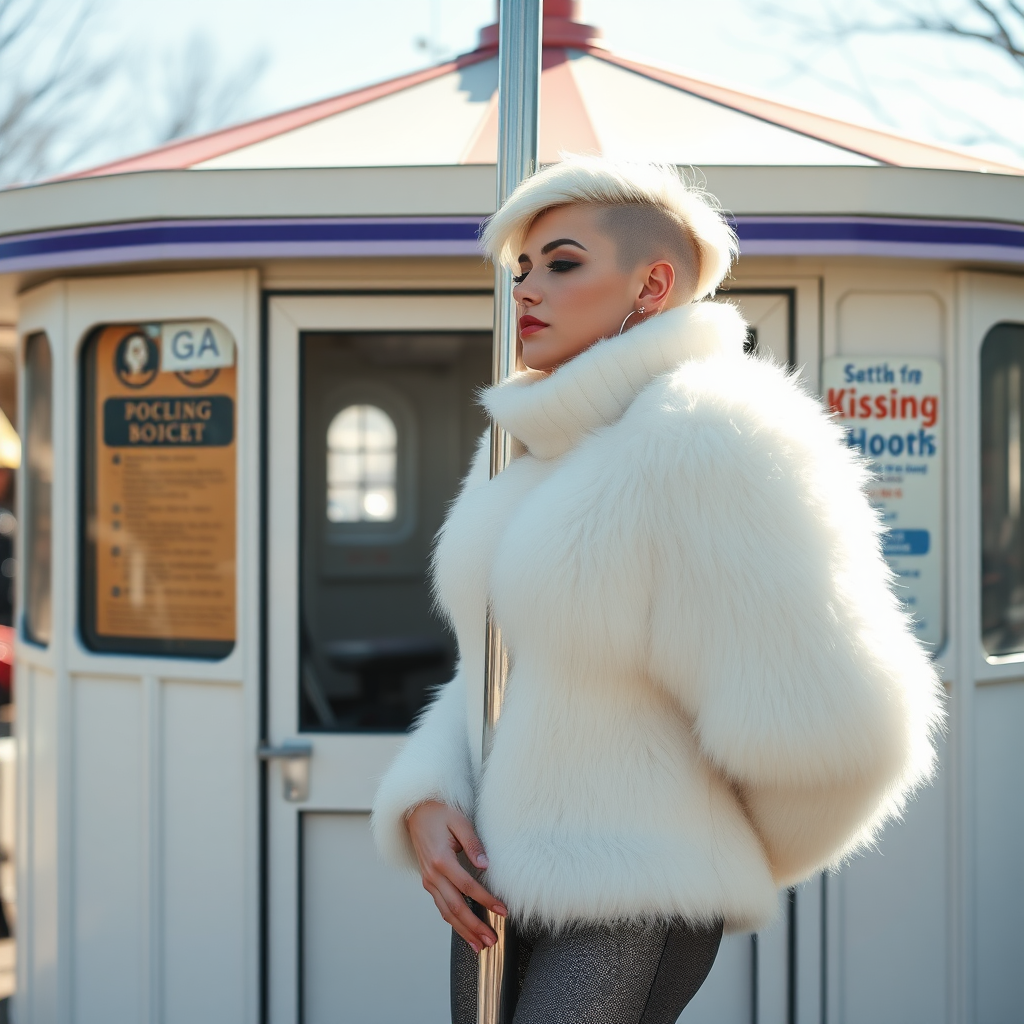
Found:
[326,404,398,523]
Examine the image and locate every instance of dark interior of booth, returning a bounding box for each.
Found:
[299,330,491,732]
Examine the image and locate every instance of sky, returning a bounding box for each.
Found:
[81,0,1024,168]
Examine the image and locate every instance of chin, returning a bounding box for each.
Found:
[521,343,559,372]
[522,337,594,372]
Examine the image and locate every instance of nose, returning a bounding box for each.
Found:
[513,277,539,307]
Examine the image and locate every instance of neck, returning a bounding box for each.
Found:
[528,302,680,373]
[483,301,747,459]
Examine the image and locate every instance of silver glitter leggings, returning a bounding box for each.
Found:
[450,914,723,1024]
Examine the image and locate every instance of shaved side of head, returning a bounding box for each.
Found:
[599,204,702,303]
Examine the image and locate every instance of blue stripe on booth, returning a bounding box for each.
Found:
[0,215,1022,271]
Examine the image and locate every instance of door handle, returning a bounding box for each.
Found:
[258,739,313,802]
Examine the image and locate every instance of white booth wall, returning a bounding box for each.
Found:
[11,255,1024,1024]
[16,271,262,1024]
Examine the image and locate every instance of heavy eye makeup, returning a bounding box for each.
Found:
[512,257,584,284]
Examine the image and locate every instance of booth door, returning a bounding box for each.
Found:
[265,294,492,1024]
[960,272,1024,1024]
[265,290,817,1024]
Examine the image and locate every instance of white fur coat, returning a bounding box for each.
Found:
[371,301,943,932]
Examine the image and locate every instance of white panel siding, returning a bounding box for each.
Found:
[302,812,450,1024]
[29,665,59,1024]
[974,682,1024,1024]
[837,736,948,1024]
[685,934,751,1023]
[161,678,246,1024]
[838,291,945,358]
[71,675,144,1024]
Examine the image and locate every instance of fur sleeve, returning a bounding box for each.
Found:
[369,668,475,872]
[643,355,945,886]
[369,435,491,871]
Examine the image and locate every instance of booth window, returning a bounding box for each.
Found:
[327,404,398,523]
[981,322,1024,656]
[24,333,53,645]
[300,330,490,733]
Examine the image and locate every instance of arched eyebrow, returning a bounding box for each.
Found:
[517,238,588,264]
[541,238,587,255]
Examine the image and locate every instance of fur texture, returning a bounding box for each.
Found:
[370,301,944,933]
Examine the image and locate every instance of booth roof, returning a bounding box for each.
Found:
[2,0,1022,297]
[65,1,1024,179]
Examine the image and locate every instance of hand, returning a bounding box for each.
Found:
[406,800,508,953]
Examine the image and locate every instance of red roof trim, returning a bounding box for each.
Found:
[595,50,1024,177]
[65,50,494,179]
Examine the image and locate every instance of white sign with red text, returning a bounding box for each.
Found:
[823,356,944,650]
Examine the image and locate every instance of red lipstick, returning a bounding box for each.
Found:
[519,315,549,338]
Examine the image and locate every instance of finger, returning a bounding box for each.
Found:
[448,815,490,870]
[421,844,505,918]
[426,881,490,952]
[424,881,483,953]
[435,876,498,947]
[448,862,508,917]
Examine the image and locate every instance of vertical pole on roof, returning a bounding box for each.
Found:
[479,1,542,1022]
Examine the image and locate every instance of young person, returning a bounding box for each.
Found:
[372,157,943,1023]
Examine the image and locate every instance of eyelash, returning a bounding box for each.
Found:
[512,259,582,284]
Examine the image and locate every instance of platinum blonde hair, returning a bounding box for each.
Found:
[480,156,739,301]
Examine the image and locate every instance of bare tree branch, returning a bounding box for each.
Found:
[750,0,1024,157]
[0,0,117,184]
[758,0,1023,64]
[0,1,270,186]
[148,32,270,145]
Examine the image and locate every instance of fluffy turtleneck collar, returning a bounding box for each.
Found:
[481,301,747,459]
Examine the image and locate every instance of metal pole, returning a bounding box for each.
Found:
[478,2,542,1022]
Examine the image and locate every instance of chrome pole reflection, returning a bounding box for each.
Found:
[478,1,542,1022]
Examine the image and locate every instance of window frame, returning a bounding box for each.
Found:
[318,382,417,548]
[22,331,54,647]
[326,403,400,526]
[980,321,1024,658]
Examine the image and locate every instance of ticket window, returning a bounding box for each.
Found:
[981,322,1024,656]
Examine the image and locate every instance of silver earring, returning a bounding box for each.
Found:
[618,305,646,335]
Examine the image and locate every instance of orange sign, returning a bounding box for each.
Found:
[89,323,236,645]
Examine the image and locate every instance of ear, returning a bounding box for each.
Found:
[637,260,675,310]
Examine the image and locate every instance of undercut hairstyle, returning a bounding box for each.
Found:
[480,156,738,302]
[599,204,701,299]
